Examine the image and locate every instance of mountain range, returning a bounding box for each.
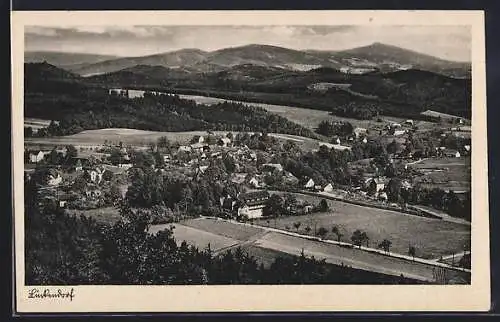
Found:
[25,43,471,78]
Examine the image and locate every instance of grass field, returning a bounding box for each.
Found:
[150,223,239,252]
[410,157,471,191]
[25,128,326,152]
[254,232,468,283]
[150,217,469,283]
[181,218,265,241]
[177,93,438,131]
[66,206,122,225]
[240,245,295,268]
[254,192,470,259]
[25,129,232,147]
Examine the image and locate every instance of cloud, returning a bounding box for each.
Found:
[25,26,58,37]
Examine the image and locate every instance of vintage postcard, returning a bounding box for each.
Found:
[11,10,489,313]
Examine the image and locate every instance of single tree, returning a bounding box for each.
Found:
[304,226,312,235]
[378,239,392,254]
[318,199,329,212]
[66,145,78,159]
[351,230,369,248]
[408,245,416,261]
[360,231,370,247]
[317,227,328,239]
[351,230,363,248]
[331,225,343,242]
[293,221,301,232]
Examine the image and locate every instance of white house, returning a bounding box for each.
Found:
[365,177,386,192]
[362,137,368,144]
[394,130,406,136]
[178,145,192,153]
[404,119,414,126]
[323,183,334,193]
[218,137,232,147]
[249,177,261,188]
[195,165,209,175]
[47,172,62,186]
[237,191,270,219]
[378,191,388,201]
[29,151,48,163]
[304,178,315,189]
[118,163,133,169]
[464,145,471,152]
[354,127,367,138]
[191,135,205,144]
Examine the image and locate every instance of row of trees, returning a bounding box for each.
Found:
[262,194,329,218]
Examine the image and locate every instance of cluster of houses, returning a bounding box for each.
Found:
[219,190,319,220]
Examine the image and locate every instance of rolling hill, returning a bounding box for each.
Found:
[39,43,471,78]
[25,51,119,67]
[323,42,470,78]
[68,48,208,76]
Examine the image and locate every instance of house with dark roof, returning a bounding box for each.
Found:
[237,190,270,219]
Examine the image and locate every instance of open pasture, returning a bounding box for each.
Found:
[181,218,265,241]
[150,222,239,252]
[254,232,468,283]
[410,157,471,192]
[254,192,470,259]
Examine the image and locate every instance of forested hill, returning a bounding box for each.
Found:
[24,63,319,139]
[85,62,471,120]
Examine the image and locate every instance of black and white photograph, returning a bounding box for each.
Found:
[12,11,489,312]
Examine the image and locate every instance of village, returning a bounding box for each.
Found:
[24,107,471,224]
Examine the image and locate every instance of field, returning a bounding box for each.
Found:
[410,157,471,192]
[239,245,294,268]
[24,118,53,131]
[254,192,470,259]
[177,93,437,131]
[25,128,326,152]
[150,222,239,251]
[146,217,469,283]
[254,232,468,283]
[181,217,265,241]
[26,128,215,146]
[66,206,121,225]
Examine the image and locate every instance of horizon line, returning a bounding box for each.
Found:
[24,42,472,64]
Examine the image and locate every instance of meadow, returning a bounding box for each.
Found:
[149,222,239,252]
[410,157,471,192]
[254,192,470,259]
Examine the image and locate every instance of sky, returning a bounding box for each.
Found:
[25,25,472,62]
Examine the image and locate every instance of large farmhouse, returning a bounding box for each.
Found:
[237,190,270,219]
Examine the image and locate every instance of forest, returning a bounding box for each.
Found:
[24,91,319,139]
